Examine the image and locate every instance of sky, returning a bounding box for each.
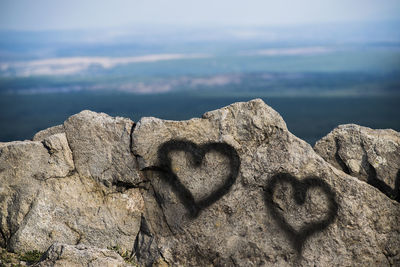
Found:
[1,0,400,31]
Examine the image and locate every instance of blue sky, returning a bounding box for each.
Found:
[1,0,400,31]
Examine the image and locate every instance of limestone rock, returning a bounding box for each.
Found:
[314,124,400,202]
[0,134,74,248]
[64,110,141,187]
[132,99,400,266]
[34,243,133,267]
[0,113,144,254]
[7,172,143,254]
[33,125,65,141]
[1,100,400,266]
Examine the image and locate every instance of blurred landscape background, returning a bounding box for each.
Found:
[1,0,399,144]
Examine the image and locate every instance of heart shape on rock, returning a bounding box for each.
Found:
[264,173,338,254]
[157,139,240,218]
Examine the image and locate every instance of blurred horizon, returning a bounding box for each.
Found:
[2,0,400,31]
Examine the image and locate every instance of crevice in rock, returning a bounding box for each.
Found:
[0,226,8,248]
[395,169,400,202]
[41,140,54,156]
[229,255,238,267]
[158,250,170,266]
[142,166,168,173]
[33,169,77,182]
[87,257,97,266]
[7,192,38,250]
[129,122,136,156]
[366,161,399,203]
[334,138,350,175]
[111,179,149,193]
[129,122,150,187]
[112,181,136,191]
[360,141,400,203]
[64,223,83,245]
[382,250,394,267]
[139,216,152,240]
[62,125,78,175]
[148,182,174,235]
[100,166,111,177]
[133,215,163,266]
[136,167,175,236]
[58,245,65,261]
[54,169,77,180]
[21,199,36,229]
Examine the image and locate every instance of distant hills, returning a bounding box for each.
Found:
[0,21,399,96]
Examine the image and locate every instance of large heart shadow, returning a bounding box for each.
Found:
[264,173,339,254]
[156,139,240,218]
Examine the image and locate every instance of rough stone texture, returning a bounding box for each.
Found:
[1,100,400,266]
[0,134,74,249]
[132,99,400,266]
[0,114,144,254]
[64,110,141,187]
[314,124,400,201]
[34,243,132,267]
[33,125,65,141]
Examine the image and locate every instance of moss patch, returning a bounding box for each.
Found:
[18,250,43,265]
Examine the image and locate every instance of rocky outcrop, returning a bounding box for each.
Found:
[0,111,143,255]
[1,99,400,266]
[314,124,400,202]
[131,99,400,266]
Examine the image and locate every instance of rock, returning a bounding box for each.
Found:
[33,125,65,141]
[132,99,400,266]
[64,110,141,187]
[0,142,7,148]
[314,124,400,202]
[1,99,400,266]
[34,243,133,267]
[7,172,143,254]
[0,113,144,254]
[0,134,74,248]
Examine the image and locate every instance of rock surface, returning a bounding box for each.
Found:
[0,111,143,254]
[314,124,400,202]
[64,110,141,187]
[0,100,399,266]
[33,125,65,141]
[132,99,400,266]
[34,243,132,267]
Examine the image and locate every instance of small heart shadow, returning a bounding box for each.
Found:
[156,139,240,218]
[264,173,339,254]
